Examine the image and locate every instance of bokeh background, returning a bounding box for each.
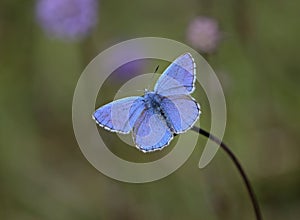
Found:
[1,0,299,219]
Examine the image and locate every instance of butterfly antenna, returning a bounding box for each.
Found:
[147,65,160,91]
[154,65,159,73]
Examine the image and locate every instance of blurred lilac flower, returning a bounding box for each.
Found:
[36,0,98,40]
[186,16,222,54]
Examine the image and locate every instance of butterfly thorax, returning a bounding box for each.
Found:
[143,91,163,113]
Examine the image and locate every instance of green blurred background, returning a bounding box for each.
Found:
[1,0,299,219]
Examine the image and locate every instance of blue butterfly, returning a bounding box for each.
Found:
[93,53,201,152]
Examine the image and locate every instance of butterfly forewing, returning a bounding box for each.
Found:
[154,53,196,96]
[93,97,145,134]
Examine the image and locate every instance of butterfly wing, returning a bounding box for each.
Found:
[133,108,173,152]
[154,53,196,96]
[161,95,201,134]
[93,97,145,134]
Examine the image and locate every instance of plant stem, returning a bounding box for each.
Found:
[191,126,262,220]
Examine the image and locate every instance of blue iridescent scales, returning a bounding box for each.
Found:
[93,53,201,152]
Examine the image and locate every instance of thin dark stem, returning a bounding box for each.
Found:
[191,126,262,220]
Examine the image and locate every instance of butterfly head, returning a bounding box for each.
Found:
[144,88,149,95]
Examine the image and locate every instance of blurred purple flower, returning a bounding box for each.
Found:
[36,0,98,40]
[186,16,221,54]
[114,60,143,81]
[107,47,146,82]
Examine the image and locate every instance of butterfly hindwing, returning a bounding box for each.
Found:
[133,108,173,152]
[93,97,145,134]
[160,95,201,133]
[154,53,196,96]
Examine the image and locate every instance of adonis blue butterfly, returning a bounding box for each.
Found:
[93,53,201,152]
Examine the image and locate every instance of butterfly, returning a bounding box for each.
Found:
[93,53,201,152]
